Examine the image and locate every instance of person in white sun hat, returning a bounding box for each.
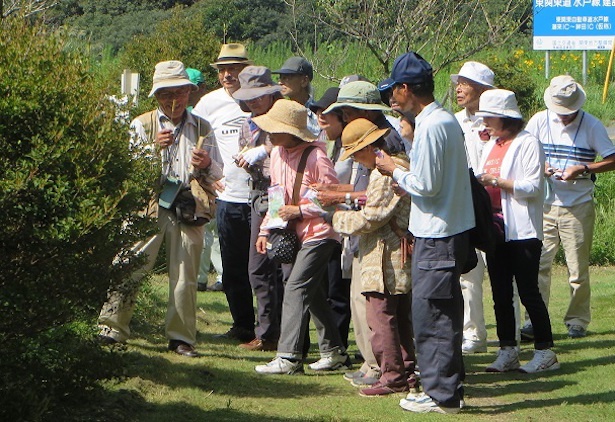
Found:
[524,75,615,340]
[475,89,559,374]
[450,61,495,355]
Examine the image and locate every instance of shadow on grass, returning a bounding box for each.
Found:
[119,350,340,399]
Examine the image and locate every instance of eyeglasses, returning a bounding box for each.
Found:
[156,87,191,99]
[245,95,271,103]
[455,80,478,88]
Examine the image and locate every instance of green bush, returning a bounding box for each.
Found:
[0,16,156,421]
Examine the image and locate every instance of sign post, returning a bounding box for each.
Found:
[533,1,615,82]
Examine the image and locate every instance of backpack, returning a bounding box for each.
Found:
[467,168,497,255]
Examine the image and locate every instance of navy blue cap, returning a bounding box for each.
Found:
[377,78,395,106]
[390,52,433,85]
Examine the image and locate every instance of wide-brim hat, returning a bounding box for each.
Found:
[323,81,391,114]
[149,60,197,97]
[309,87,340,113]
[232,66,283,101]
[475,89,523,120]
[251,99,317,142]
[210,43,253,68]
[340,118,390,161]
[544,75,586,115]
[450,61,495,88]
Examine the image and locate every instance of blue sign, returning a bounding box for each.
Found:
[534,1,615,50]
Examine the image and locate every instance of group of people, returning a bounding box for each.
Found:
[96,42,615,414]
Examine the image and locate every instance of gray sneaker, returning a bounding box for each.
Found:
[343,370,365,382]
[520,321,534,342]
[351,374,380,387]
[519,349,560,373]
[308,352,351,371]
[567,325,587,338]
[486,347,520,372]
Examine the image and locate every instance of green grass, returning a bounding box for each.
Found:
[98,265,615,421]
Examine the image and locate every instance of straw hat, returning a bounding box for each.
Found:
[232,66,283,101]
[210,43,253,69]
[340,118,390,161]
[544,75,586,115]
[251,99,317,142]
[475,89,523,120]
[148,60,196,97]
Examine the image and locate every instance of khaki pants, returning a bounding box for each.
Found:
[98,207,204,345]
[533,201,595,329]
[350,257,380,377]
[460,250,487,343]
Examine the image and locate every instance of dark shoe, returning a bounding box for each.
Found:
[239,338,278,351]
[214,326,255,343]
[98,334,120,345]
[197,282,208,292]
[168,340,199,358]
[520,322,534,342]
[359,381,409,397]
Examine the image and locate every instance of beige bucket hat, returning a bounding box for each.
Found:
[544,75,586,115]
[210,43,253,69]
[340,118,390,161]
[251,99,317,142]
[148,60,196,97]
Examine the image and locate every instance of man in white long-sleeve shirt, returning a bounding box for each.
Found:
[376,52,474,415]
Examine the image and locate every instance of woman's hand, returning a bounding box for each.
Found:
[279,205,301,221]
[256,236,269,254]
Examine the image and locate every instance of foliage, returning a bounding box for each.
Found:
[0,16,156,420]
[192,0,286,47]
[44,0,196,55]
[117,6,220,115]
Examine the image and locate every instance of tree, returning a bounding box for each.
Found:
[1,0,58,18]
[285,0,532,79]
[0,16,156,420]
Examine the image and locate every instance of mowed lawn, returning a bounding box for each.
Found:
[105,265,615,421]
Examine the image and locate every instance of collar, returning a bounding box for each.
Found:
[415,101,440,125]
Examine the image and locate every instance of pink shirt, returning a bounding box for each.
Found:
[483,139,513,212]
[260,141,341,244]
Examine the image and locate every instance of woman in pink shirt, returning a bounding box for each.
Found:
[252,99,348,375]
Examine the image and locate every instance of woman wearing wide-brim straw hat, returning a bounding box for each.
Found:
[327,117,417,397]
[252,99,350,375]
[475,89,560,375]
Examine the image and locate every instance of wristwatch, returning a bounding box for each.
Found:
[345,192,352,206]
[491,178,498,187]
[581,164,591,176]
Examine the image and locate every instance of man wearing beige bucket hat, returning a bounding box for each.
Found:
[450,61,496,355]
[524,75,615,340]
[192,44,257,343]
[98,60,222,358]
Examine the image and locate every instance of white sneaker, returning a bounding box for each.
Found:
[255,357,304,375]
[519,349,560,373]
[399,393,460,414]
[486,347,520,372]
[308,351,351,371]
[462,339,487,354]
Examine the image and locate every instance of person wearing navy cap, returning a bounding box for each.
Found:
[376,52,474,414]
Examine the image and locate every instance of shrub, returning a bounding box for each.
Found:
[0,16,156,421]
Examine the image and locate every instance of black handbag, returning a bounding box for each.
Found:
[265,146,315,264]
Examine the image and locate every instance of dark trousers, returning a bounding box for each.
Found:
[365,290,415,385]
[486,238,554,350]
[325,242,351,348]
[412,232,468,409]
[249,206,283,342]
[216,200,254,332]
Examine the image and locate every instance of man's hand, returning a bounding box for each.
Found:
[256,236,268,254]
[155,129,174,149]
[561,164,585,181]
[191,148,211,169]
[375,150,396,176]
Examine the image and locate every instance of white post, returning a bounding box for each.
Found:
[545,51,550,79]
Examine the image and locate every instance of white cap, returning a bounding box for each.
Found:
[475,89,522,120]
[451,61,495,87]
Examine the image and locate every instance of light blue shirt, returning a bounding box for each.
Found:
[393,102,475,238]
